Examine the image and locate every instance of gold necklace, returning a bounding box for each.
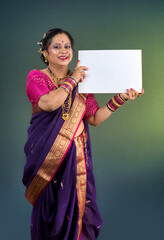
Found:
[47,67,70,86]
[47,67,72,120]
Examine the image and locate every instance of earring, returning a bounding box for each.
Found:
[45,58,48,63]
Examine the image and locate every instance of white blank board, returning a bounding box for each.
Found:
[78,50,142,93]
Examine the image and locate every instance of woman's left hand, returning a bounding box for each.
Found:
[120,88,144,101]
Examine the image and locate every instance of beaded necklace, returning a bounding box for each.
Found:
[47,67,70,87]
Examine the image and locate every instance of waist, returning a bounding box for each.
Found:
[74,120,85,138]
[74,128,88,143]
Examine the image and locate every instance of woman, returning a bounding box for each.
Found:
[23,28,144,240]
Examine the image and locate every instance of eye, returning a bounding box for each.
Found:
[53,45,60,49]
[65,45,71,49]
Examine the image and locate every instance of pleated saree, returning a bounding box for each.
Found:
[23,70,102,240]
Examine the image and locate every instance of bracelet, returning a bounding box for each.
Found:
[60,77,77,94]
[68,77,77,86]
[106,94,127,113]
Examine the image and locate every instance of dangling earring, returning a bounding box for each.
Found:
[45,58,48,63]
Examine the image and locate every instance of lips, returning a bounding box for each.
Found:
[58,56,68,61]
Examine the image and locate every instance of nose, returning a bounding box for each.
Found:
[60,47,67,54]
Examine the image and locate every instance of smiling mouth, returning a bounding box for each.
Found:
[58,56,68,61]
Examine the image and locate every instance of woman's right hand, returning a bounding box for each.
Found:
[71,60,88,84]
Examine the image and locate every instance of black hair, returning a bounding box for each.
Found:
[39,28,74,65]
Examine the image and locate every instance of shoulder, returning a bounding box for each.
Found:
[27,69,48,80]
[26,69,55,92]
[26,69,51,86]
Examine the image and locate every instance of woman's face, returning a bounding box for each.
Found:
[46,33,73,67]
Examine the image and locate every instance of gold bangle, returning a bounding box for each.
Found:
[106,103,115,113]
[112,97,121,108]
[60,86,69,94]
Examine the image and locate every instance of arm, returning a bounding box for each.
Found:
[86,105,112,126]
[26,61,88,112]
[26,70,70,111]
[38,61,88,111]
[38,87,69,112]
[86,89,144,126]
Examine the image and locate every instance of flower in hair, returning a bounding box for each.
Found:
[37,42,43,53]
[38,48,43,53]
[37,42,42,45]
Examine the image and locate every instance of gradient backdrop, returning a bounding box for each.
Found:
[0,0,164,239]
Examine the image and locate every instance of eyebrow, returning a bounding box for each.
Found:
[52,42,71,45]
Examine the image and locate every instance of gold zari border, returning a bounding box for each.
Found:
[25,94,86,206]
[74,136,87,240]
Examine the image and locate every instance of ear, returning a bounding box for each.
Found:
[42,50,48,59]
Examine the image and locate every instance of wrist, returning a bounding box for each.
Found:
[70,73,78,83]
[120,93,128,101]
[106,94,127,113]
[67,77,77,86]
[60,77,77,94]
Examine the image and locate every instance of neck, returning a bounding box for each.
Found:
[48,64,69,78]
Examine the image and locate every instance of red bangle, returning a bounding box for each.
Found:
[106,94,127,113]
[60,77,77,94]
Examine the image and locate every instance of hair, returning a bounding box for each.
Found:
[39,28,74,65]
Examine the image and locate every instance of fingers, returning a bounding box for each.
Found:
[126,89,137,99]
[78,70,87,82]
[75,60,88,72]
[75,60,88,71]
[126,88,144,100]
[75,60,80,69]
[72,60,88,83]
[75,66,87,80]
[81,71,87,79]
[138,89,144,96]
[75,66,88,72]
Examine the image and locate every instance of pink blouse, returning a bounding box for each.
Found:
[26,69,99,119]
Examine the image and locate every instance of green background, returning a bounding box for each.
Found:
[0,0,164,239]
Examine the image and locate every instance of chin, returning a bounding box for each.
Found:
[58,62,70,66]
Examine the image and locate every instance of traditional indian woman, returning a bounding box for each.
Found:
[22,28,144,240]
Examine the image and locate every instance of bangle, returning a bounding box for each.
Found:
[60,85,70,94]
[106,94,127,113]
[106,103,115,112]
[118,94,127,103]
[60,77,77,94]
[67,77,77,86]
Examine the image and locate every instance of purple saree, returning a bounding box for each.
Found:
[23,87,102,240]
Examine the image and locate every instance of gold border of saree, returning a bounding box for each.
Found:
[25,94,86,206]
[74,134,87,240]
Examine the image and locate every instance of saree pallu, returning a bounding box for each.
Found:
[23,87,102,240]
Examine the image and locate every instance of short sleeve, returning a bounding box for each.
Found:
[84,94,99,119]
[26,70,55,105]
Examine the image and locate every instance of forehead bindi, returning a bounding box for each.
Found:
[51,33,71,45]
